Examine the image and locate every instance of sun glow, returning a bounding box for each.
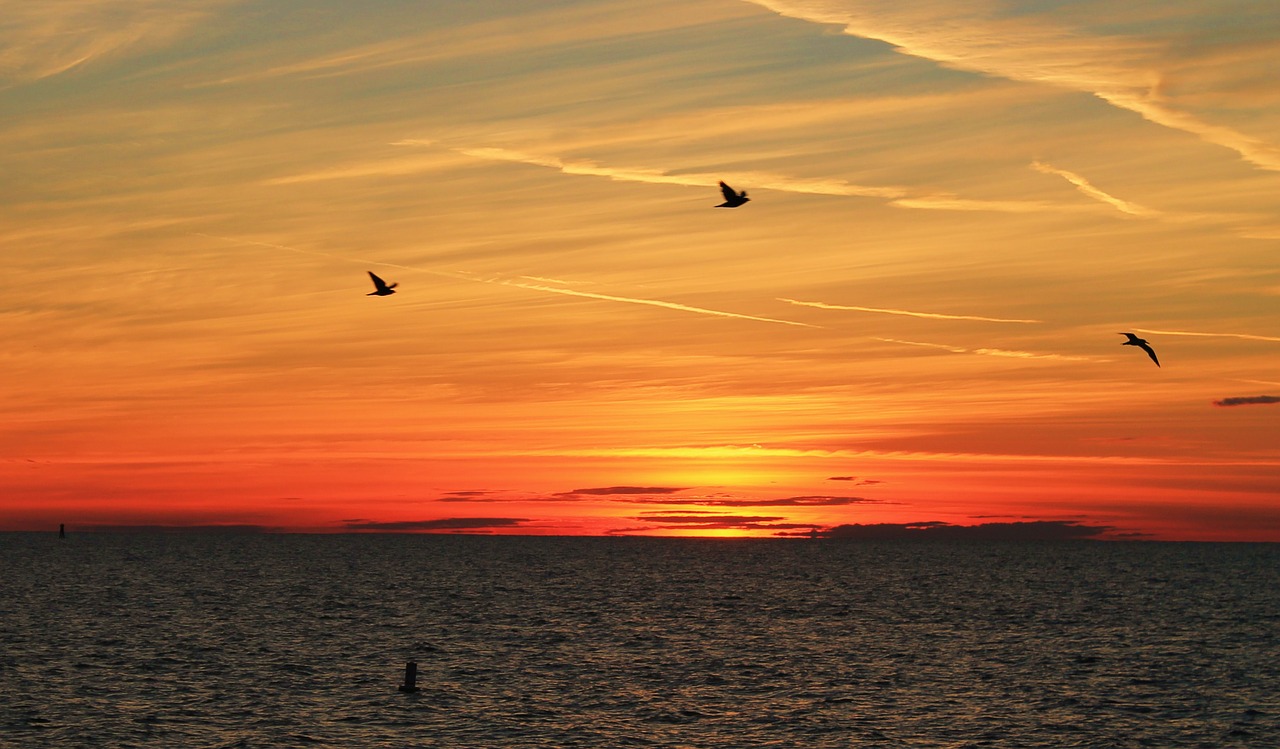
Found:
[2,0,1278,540]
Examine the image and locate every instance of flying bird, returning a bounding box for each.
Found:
[367,271,398,296]
[716,181,749,208]
[1120,332,1159,367]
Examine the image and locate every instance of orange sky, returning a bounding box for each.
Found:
[2,0,1278,540]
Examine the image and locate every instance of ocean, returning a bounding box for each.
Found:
[2,534,1276,748]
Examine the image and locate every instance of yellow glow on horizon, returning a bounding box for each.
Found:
[1,0,1278,541]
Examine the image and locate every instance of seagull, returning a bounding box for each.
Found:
[715,181,749,208]
[1120,332,1159,367]
[367,271,398,296]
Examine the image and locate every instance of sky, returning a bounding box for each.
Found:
[2,0,1278,540]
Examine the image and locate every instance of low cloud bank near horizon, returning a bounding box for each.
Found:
[561,486,688,496]
[631,495,882,507]
[343,517,531,531]
[815,520,1112,541]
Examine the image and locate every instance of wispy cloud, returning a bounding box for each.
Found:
[445,145,906,199]
[780,298,1041,324]
[560,486,688,496]
[622,511,818,532]
[888,195,1067,213]
[1134,328,1280,343]
[1213,395,1280,407]
[1031,161,1160,217]
[198,234,818,329]
[873,337,1097,361]
[0,1,230,86]
[517,444,1197,466]
[202,0,754,86]
[637,495,883,507]
[437,490,506,503]
[400,142,1077,214]
[263,152,468,185]
[742,0,1280,171]
[495,278,820,328]
[344,517,531,531]
[828,476,882,485]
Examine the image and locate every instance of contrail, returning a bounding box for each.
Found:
[504,281,820,327]
[781,297,1041,323]
[1031,161,1160,218]
[195,234,817,328]
[740,0,1280,172]
[449,145,905,199]
[874,337,1097,361]
[1135,327,1280,343]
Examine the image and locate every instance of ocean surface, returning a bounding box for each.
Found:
[1,534,1277,748]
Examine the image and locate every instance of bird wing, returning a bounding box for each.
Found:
[368,271,388,291]
[1139,343,1160,366]
[1121,332,1140,343]
[719,181,736,201]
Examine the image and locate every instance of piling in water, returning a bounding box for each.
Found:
[59,524,66,539]
[398,661,419,693]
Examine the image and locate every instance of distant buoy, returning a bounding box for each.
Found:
[398,661,419,693]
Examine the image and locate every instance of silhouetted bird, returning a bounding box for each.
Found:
[367,271,398,296]
[1120,332,1159,367]
[716,181,749,208]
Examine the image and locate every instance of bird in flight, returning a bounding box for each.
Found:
[716,181,749,208]
[1119,332,1159,367]
[367,271,398,296]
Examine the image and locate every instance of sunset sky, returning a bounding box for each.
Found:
[3,0,1278,540]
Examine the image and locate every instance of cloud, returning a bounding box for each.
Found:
[448,145,906,199]
[1213,395,1280,407]
[742,0,1280,171]
[874,337,1097,361]
[1031,161,1160,218]
[0,1,231,86]
[494,278,821,329]
[437,490,506,503]
[780,298,1041,324]
[621,511,820,532]
[634,495,882,507]
[344,517,531,531]
[203,0,754,86]
[435,142,1081,215]
[1134,328,1280,344]
[635,511,782,523]
[200,234,820,329]
[562,486,688,496]
[820,520,1111,541]
[518,444,1183,466]
[828,476,883,485]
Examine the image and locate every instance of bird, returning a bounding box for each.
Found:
[715,181,749,208]
[1119,332,1159,367]
[367,271,398,296]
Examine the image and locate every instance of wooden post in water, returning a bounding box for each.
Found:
[59,524,65,539]
[398,661,419,693]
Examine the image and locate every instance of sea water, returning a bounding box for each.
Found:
[1,534,1276,748]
